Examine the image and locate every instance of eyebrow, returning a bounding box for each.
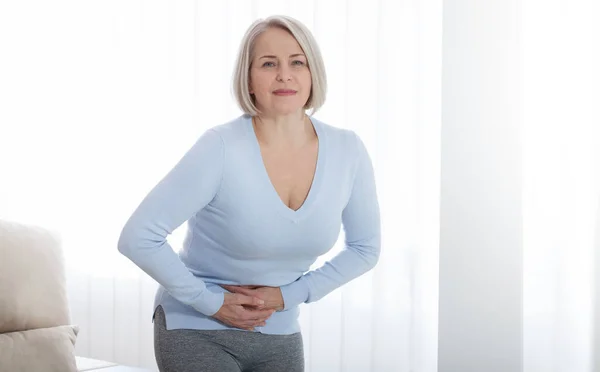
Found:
[259,54,306,59]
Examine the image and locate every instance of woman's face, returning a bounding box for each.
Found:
[249,27,312,117]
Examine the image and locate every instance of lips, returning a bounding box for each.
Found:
[273,89,297,95]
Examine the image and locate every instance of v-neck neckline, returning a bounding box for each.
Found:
[244,114,326,222]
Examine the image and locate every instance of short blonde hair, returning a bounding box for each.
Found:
[232,15,327,116]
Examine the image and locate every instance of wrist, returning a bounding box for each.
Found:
[279,277,309,310]
[194,291,224,317]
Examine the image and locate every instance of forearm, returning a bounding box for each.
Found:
[117,128,225,316]
[280,239,380,310]
[118,228,224,316]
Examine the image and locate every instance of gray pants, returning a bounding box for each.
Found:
[153,306,304,372]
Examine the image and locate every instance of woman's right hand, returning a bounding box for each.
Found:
[212,292,276,331]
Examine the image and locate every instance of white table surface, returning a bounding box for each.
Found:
[76,356,152,371]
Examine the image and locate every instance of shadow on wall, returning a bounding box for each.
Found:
[594,195,600,372]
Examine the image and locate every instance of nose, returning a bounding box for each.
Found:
[276,65,292,82]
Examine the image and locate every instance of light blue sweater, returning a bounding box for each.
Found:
[117,114,380,335]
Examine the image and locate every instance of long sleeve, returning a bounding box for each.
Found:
[117,129,225,316]
[280,132,381,309]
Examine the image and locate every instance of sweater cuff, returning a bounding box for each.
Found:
[192,290,224,316]
[280,276,310,310]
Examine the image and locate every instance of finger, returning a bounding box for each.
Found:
[247,320,267,327]
[233,289,262,303]
[245,314,271,323]
[231,287,255,296]
[228,319,251,330]
[232,293,264,307]
[221,285,243,293]
[244,319,265,328]
[258,311,276,322]
[241,313,271,326]
[223,285,255,296]
[242,323,257,331]
[251,319,267,327]
[241,308,275,320]
[253,308,275,318]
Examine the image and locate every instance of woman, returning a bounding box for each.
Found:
[118,15,380,372]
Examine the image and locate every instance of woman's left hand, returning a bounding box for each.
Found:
[220,285,284,312]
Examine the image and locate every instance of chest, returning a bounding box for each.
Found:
[209,133,356,256]
[259,142,318,211]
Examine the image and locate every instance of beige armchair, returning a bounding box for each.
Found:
[0,219,79,372]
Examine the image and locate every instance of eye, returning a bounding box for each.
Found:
[262,61,276,67]
[292,60,305,66]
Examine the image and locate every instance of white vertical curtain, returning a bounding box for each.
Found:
[0,0,598,371]
[522,1,600,371]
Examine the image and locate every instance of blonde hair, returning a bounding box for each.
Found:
[232,15,327,116]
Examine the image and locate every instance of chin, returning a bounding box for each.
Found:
[271,103,307,116]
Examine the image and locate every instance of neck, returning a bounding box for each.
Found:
[253,110,315,148]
